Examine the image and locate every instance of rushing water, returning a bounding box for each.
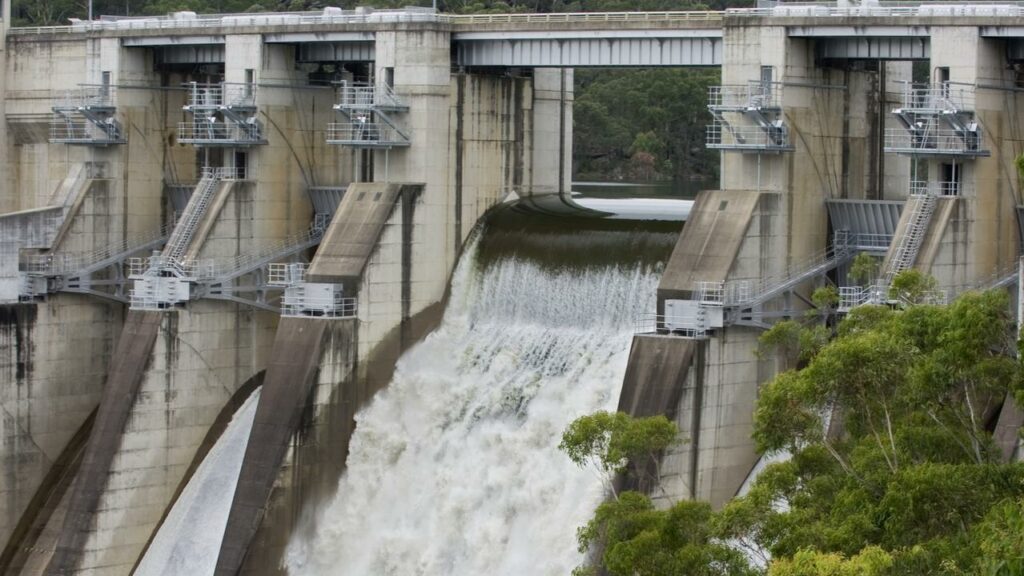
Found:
[135,389,261,576]
[284,228,667,576]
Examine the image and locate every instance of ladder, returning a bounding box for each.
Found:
[162,170,225,265]
[882,190,937,285]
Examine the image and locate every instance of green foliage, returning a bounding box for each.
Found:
[889,269,939,304]
[559,411,680,483]
[740,288,1024,574]
[756,320,828,370]
[972,498,1024,575]
[576,492,757,576]
[573,68,721,182]
[810,285,839,314]
[567,289,1023,576]
[767,547,893,576]
[847,252,879,286]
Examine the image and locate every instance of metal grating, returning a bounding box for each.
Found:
[827,199,902,251]
[455,36,722,67]
[817,36,929,61]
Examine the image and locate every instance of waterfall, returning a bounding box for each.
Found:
[135,388,262,576]
[285,233,665,576]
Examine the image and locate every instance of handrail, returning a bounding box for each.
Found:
[11,3,1024,36]
[25,225,171,276]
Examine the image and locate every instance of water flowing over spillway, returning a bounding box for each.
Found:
[285,219,674,576]
[135,389,261,576]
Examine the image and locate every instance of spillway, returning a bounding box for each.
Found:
[134,388,261,576]
[284,209,679,575]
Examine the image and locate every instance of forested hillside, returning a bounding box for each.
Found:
[12,0,749,184]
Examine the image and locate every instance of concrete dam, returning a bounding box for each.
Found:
[2,2,1024,574]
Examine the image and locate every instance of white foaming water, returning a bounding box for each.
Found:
[285,248,661,576]
[135,388,261,576]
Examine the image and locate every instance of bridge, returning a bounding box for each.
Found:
[8,5,1024,66]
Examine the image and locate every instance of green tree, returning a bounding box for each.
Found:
[737,288,1024,573]
[847,252,879,286]
[559,411,680,499]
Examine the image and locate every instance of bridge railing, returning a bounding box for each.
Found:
[13,4,1024,36]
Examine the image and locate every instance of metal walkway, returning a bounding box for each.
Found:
[640,237,854,338]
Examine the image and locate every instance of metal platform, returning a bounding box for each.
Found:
[706,123,793,152]
[883,127,989,157]
[50,88,125,145]
[177,82,266,146]
[328,83,411,148]
[334,83,408,113]
[326,122,410,148]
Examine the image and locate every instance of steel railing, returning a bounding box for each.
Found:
[335,83,406,110]
[177,121,263,143]
[268,262,308,286]
[7,10,724,36]
[52,86,117,109]
[326,122,409,146]
[195,227,324,281]
[25,225,170,276]
[708,82,783,109]
[909,180,960,197]
[184,82,256,108]
[884,127,985,155]
[712,242,852,308]
[839,283,947,311]
[844,232,893,251]
[706,124,791,150]
[634,312,712,338]
[11,4,1024,36]
[898,82,975,112]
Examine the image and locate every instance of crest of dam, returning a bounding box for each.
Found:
[127,194,686,575]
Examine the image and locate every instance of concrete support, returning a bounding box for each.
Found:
[528,68,573,194]
[617,336,697,501]
[920,28,1023,287]
[215,318,351,576]
[45,311,161,575]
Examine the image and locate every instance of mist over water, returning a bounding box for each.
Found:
[285,228,666,576]
[136,388,261,576]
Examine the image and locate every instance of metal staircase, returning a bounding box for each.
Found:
[177,82,266,146]
[50,87,125,146]
[885,82,988,157]
[706,81,793,153]
[130,222,326,312]
[162,169,228,264]
[327,82,411,148]
[881,190,936,285]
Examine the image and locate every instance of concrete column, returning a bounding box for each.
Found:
[925,28,1021,288]
[528,68,573,194]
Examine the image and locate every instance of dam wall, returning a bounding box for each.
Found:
[2,6,1023,571]
[0,18,559,571]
